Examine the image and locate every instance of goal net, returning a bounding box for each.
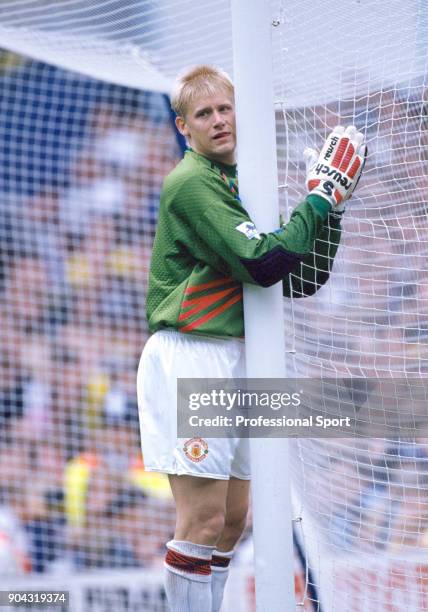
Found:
[274,0,428,609]
[0,0,426,610]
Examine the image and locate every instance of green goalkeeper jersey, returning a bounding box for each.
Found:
[147,149,342,338]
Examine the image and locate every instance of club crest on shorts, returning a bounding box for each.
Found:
[183,437,209,462]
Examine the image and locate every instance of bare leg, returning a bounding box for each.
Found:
[164,475,229,612]
[211,477,250,612]
[216,477,250,551]
[169,474,229,545]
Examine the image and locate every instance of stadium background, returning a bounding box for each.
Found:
[0,49,263,611]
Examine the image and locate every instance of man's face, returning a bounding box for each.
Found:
[176,92,236,165]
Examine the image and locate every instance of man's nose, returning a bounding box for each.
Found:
[213,111,225,126]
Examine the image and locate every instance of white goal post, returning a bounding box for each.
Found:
[231,1,296,610]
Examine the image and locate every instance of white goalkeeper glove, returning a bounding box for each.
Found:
[304,125,367,213]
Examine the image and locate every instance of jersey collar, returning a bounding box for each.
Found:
[185,148,237,178]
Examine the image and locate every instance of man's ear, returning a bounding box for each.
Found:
[175,115,188,137]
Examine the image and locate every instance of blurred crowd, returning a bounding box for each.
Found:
[0,59,181,574]
[0,56,427,577]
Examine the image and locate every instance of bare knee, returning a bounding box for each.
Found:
[176,504,226,546]
[168,476,231,546]
[218,503,249,550]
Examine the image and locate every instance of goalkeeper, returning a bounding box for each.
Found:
[137,65,366,612]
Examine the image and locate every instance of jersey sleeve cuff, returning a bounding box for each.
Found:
[306,194,332,219]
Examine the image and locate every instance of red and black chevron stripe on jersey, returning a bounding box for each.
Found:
[178,276,242,333]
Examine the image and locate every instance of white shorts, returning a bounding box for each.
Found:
[137,330,250,480]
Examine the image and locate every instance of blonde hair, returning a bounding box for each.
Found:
[171,65,234,118]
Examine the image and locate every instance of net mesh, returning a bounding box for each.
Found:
[0,0,426,610]
[274,0,428,609]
